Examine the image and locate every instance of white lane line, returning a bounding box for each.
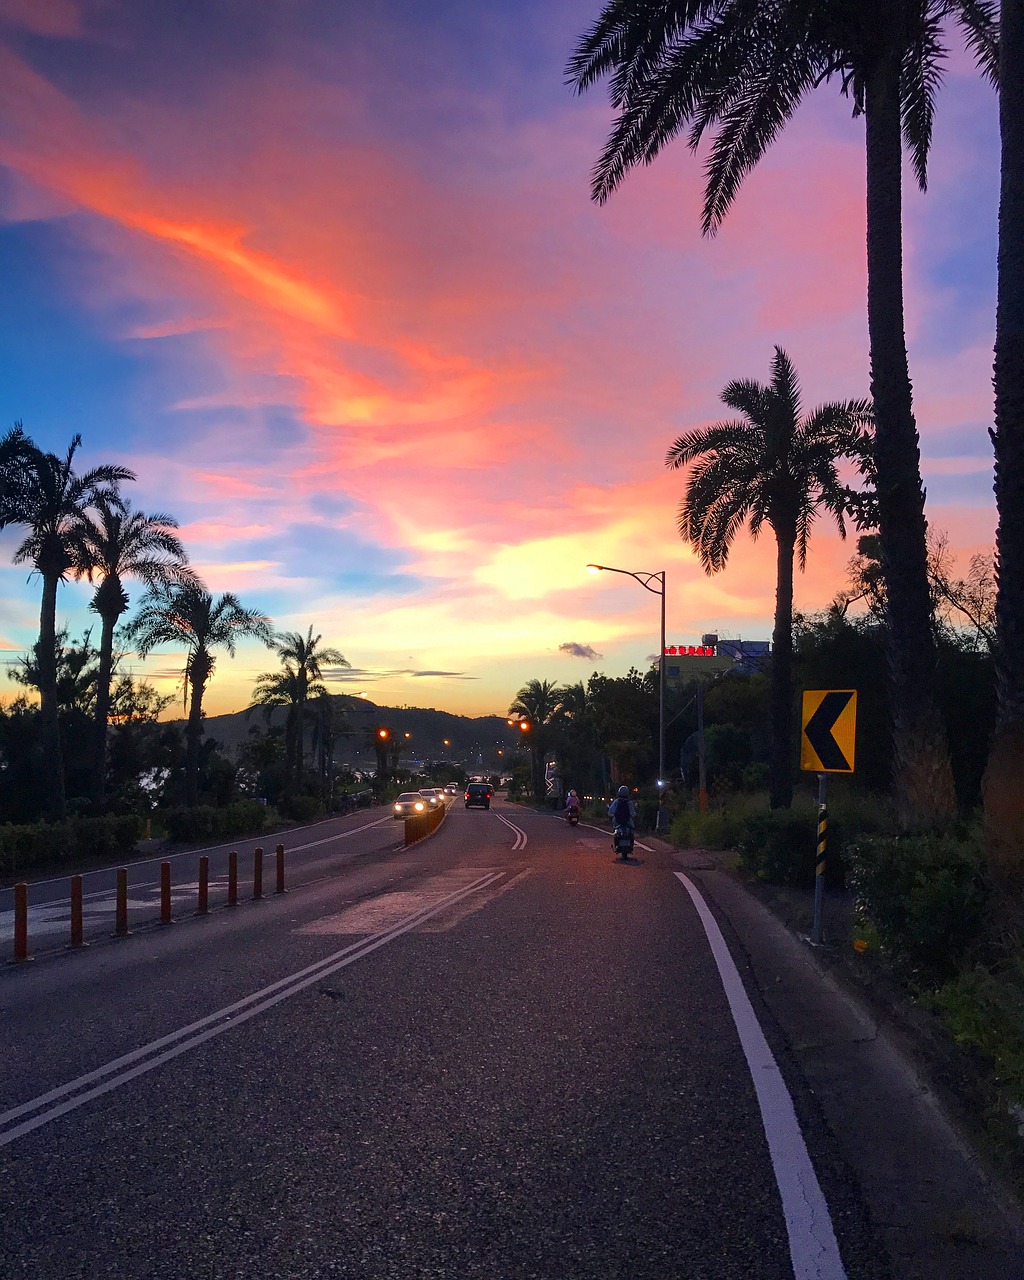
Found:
[674,872,847,1280]
[0,870,505,1149]
[8,815,394,893]
[574,820,652,852]
[493,811,527,851]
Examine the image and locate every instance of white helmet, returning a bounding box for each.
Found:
[617,785,629,797]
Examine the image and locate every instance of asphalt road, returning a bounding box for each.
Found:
[0,800,928,1278]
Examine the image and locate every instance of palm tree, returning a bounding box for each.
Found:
[666,347,872,808]
[9,435,134,818]
[74,497,197,801]
[508,678,565,800]
[0,422,34,527]
[271,627,349,776]
[568,0,998,829]
[986,0,1024,878]
[250,629,348,791]
[127,584,273,805]
[249,665,307,790]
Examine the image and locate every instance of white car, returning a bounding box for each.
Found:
[394,792,428,818]
[418,788,445,809]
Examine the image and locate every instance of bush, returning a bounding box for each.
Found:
[669,807,747,851]
[70,815,143,863]
[930,953,1024,1106]
[279,794,322,823]
[0,814,142,878]
[847,833,989,984]
[739,810,845,888]
[221,799,275,836]
[160,800,276,844]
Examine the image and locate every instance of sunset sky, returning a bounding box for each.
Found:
[0,0,1002,720]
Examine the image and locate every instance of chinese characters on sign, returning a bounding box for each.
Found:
[663,645,716,656]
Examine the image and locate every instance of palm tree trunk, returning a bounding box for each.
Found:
[296,693,306,782]
[185,661,210,807]
[530,743,544,801]
[93,611,117,805]
[37,571,67,820]
[865,49,956,831]
[284,708,299,794]
[984,0,1024,886]
[769,527,796,809]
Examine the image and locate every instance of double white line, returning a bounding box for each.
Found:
[0,869,505,1149]
[493,812,528,851]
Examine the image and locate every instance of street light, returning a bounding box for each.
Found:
[586,563,667,805]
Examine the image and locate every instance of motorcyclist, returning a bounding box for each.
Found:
[565,789,581,817]
[608,785,636,831]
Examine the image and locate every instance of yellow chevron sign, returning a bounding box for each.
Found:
[801,690,857,773]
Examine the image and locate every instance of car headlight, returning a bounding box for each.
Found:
[415,801,424,811]
[394,804,401,812]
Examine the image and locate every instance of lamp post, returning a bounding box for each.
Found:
[587,563,667,805]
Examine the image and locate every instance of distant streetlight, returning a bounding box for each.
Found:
[586,562,666,798]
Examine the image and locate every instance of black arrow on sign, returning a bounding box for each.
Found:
[804,691,854,770]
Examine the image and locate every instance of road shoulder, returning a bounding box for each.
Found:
[663,839,1024,1280]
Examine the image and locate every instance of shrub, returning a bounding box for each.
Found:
[160,806,220,843]
[160,800,275,844]
[669,807,747,850]
[70,815,143,863]
[0,814,142,878]
[220,799,274,836]
[930,953,1024,1105]
[846,833,989,983]
[279,794,321,822]
[739,810,845,888]
[740,762,770,792]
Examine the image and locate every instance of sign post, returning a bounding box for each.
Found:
[801,690,857,944]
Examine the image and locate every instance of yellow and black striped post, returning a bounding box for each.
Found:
[811,773,828,944]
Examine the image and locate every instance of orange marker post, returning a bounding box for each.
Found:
[160,861,173,926]
[275,844,286,895]
[197,855,209,916]
[13,882,29,962]
[228,851,238,907]
[253,847,263,901]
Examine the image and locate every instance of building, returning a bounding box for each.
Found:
[663,634,770,687]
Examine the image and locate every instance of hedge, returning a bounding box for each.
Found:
[846,832,989,983]
[0,815,143,878]
[159,799,277,844]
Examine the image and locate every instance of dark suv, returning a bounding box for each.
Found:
[465,783,492,809]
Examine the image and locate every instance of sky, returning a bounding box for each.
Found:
[0,0,1003,720]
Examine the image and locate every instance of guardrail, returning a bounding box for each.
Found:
[9,842,287,964]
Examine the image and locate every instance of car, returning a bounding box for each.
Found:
[393,792,428,818]
[443,783,459,795]
[465,782,492,809]
[418,788,444,809]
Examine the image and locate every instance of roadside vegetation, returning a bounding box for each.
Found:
[566,0,1023,1185]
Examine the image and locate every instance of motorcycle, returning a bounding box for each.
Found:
[565,806,580,827]
[612,824,634,859]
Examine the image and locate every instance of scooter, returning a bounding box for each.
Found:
[612,824,634,859]
[565,805,580,827]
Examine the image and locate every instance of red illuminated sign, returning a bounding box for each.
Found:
[663,645,716,656]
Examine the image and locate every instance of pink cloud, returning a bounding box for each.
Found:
[0,29,999,715]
